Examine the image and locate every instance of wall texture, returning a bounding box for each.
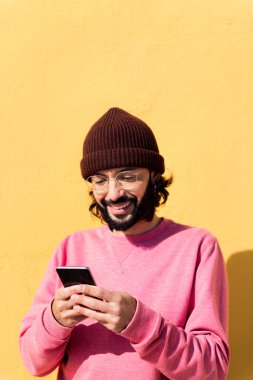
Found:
[0,1,252,379]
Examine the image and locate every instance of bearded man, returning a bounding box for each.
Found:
[20,107,229,380]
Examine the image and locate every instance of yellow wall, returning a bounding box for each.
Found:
[1,1,252,379]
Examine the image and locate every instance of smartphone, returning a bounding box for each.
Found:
[56,266,96,287]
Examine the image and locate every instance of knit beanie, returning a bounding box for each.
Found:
[80,107,165,178]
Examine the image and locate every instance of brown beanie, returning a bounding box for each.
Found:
[80,107,164,178]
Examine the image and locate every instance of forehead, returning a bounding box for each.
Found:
[94,167,145,176]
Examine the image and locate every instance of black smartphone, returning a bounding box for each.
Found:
[56,266,96,287]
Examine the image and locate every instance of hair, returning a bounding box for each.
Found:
[88,171,173,223]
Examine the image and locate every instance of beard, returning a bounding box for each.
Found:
[96,180,155,231]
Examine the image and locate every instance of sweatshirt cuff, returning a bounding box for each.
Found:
[42,304,74,340]
[118,300,163,344]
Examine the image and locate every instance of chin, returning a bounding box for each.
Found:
[108,210,132,221]
[105,212,137,232]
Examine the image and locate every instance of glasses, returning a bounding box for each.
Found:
[86,170,144,194]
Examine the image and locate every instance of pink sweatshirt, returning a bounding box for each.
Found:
[19,219,229,379]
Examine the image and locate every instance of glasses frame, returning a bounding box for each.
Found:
[85,169,144,194]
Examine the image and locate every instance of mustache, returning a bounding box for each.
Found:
[102,196,136,207]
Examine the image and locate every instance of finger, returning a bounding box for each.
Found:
[73,304,111,324]
[73,304,122,332]
[71,293,112,313]
[53,297,76,314]
[56,285,84,301]
[60,307,83,319]
[57,308,86,327]
[80,285,115,302]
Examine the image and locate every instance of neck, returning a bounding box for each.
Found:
[111,214,162,236]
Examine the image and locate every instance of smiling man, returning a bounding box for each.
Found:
[19,108,229,380]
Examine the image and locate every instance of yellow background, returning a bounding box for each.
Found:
[1,1,252,379]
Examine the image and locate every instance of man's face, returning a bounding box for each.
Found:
[91,167,152,231]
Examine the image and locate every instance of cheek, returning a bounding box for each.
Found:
[92,193,106,209]
[135,183,149,202]
[96,199,105,208]
[93,193,103,205]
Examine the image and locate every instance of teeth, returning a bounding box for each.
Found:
[113,201,130,210]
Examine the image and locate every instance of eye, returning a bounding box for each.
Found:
[118,172,137,182]
[93,176,107,185]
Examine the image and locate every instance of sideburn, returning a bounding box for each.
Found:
[134,179,156,222]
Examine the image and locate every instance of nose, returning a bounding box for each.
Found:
[105,179,124,201]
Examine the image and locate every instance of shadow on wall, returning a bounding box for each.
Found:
[227,250,253,380]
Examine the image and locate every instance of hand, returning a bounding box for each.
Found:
[71,285,137,333]
[52,285,88,327]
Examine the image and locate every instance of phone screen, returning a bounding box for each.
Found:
[56,266,96,287]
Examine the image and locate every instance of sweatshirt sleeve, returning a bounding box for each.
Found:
[19,241,74,377]
[118,239,229,380]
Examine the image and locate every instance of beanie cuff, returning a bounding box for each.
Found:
[81,148,164,178]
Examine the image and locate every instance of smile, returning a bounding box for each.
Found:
[108,201,132,215]
[111,201,131,210]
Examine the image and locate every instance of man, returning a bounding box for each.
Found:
[19,107,229,379]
